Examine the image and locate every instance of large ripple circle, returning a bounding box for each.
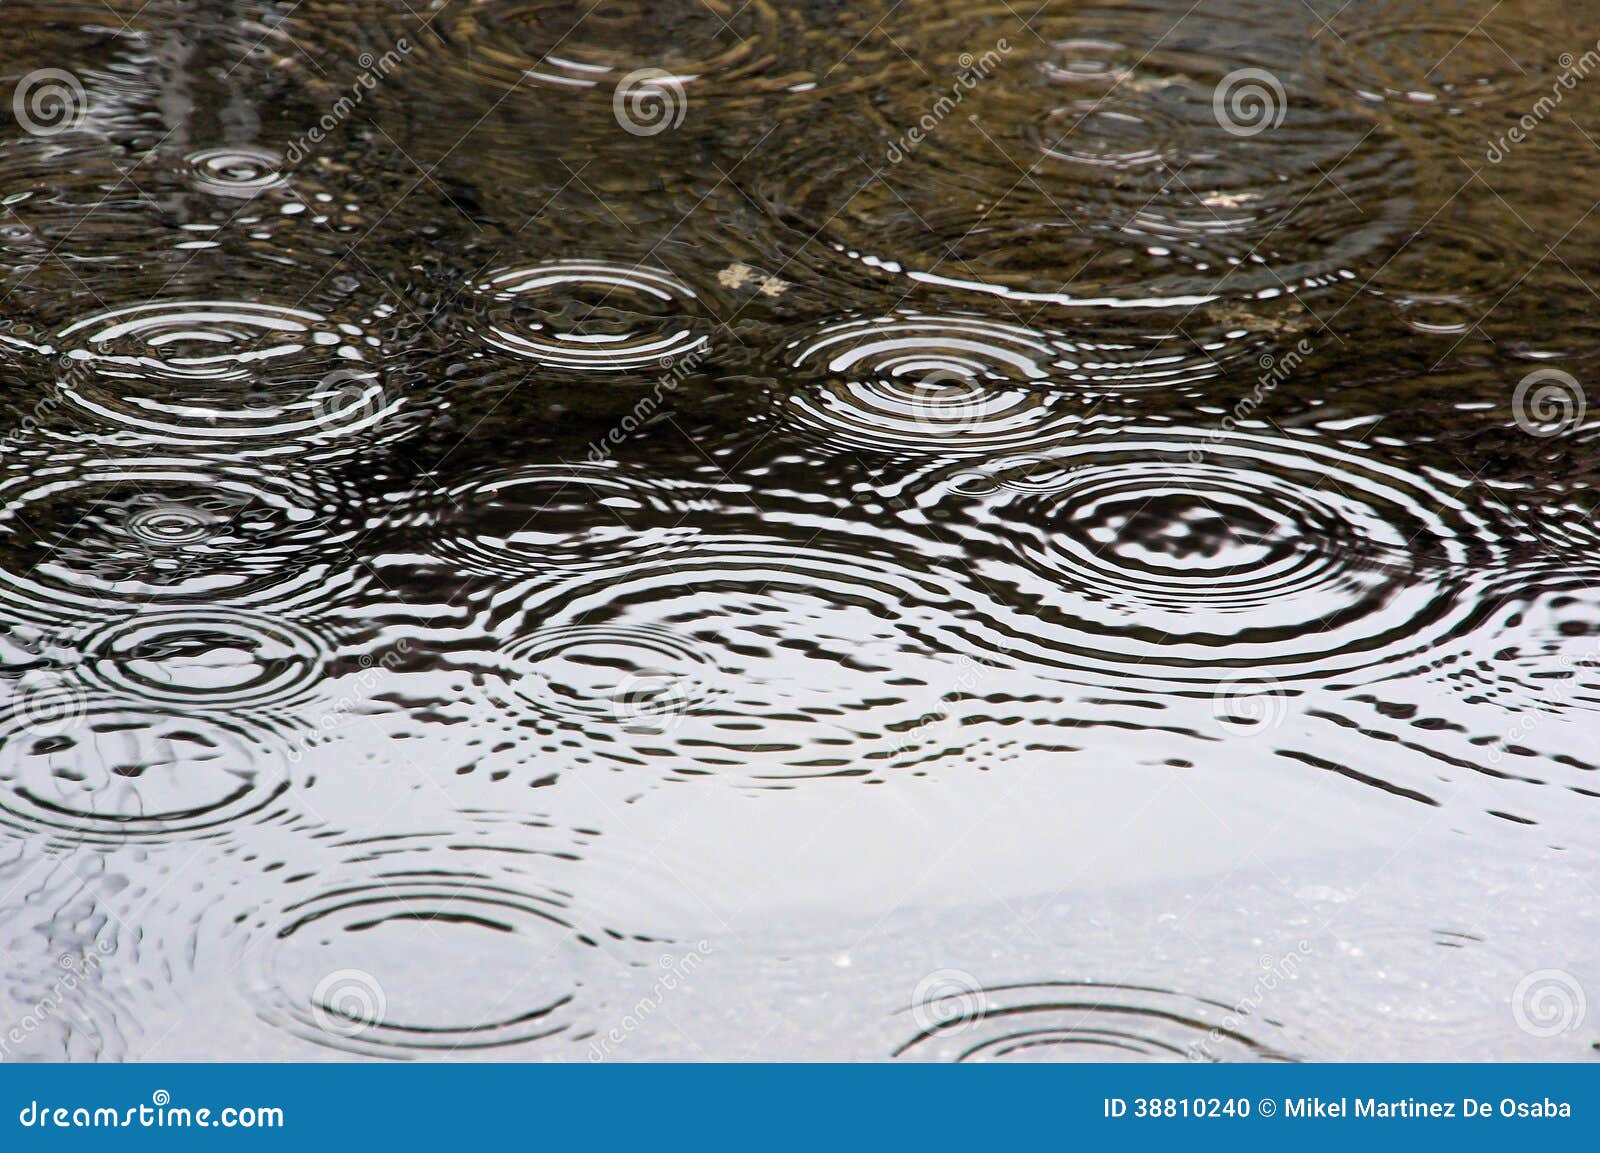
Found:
[423,463,713,578]
[492,533,1002,786]
[894,980,1296,1062]
[80,610,326,710]
[786,312,1084,454]
[754,14,1412,308]
[0,702,293,844]
[471,261,707,372]
[54,301,390,444]
[0,457,358,625]
[911,429,1511,688]
[245,817,672,1058]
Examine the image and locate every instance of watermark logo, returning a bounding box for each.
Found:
[910,968,986,1035]
[311,968,386,1037]
[886,40,1012,163]
[311,367,388,433]
[1487,41,1600,162]
[1511,969,1586,1038]
[1513,367,1586,437]
[1213,68,1286,137]
[613,69,687,136]
[13,69,87,136]
[1212,679,1290,736]
[11,670,88,740]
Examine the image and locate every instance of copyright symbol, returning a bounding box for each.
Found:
[1258,1098,1276,1117]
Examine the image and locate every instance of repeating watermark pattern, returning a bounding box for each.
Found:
[585,345,712,463]
[909,968,986,1035]
[587,941,712,1061]
[1511,969,1586,1038]
[1188,337,1314,463]
[1486,41,1600,162]
[1512,367,1586,437]
[284,642,412,764]
[1187,941,1311,1060]
[284,41,412,166]
[311,969,386,1037]
[886,41,1012,163]
[612,69,688,136]
[0,939,115,1061]
[1212,679,1290,737]
[1213,67,1287,137]
[12,69,87,136]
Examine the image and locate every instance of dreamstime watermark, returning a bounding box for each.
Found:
[284,641,413,764]
[284,40,412,166]
[586,941,712,1060]
[0,939,115,1061]
[1512,367,1586,437]
[11,69,87,136]
[886,40,1012,163]
[311,968,386,1037]
[0,351,82,450]
[1212,678,1290,737]
[8,669,88,740]
[901,368,991,437]
[1186,940,1311,1060]
[887,655,990,761]
[310,367,389,434]
[1213,67,1286,137]
[610,668,695,734]
[1487,639,1600,767]
[1188,337,1314,462]
[909,968,987,1035]
[584,344,711,463]
[1511,969,1586,1038]
[1486,40,1600,162]
[612,69,687,136]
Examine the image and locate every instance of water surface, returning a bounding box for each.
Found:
[1,0,1598,1061]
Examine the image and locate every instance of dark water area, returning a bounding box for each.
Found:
[0,0,1598,1061]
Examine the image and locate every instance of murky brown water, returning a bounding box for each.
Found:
[1,0,1598,1061]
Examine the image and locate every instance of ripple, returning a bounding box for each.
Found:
[1357,216,1531,337]
[894,980,1297,1062]
[1317,18,1545,109]
[433,0,889,97]
[0,457,357,625]
[786,312,1084,454]
[470,261,707,373]
[903,429,1511,688]
[756,10,1411,308]
[490,534,1001,786]
[502,624,718,731]
[52,301,390,445]
[185,147,287,198]
[246,815,671,1058]
[0,702,293,844]
[80,610,326,710]
[422,463,711,579]
[258,873,594,1054]
[1026,97,1177,168]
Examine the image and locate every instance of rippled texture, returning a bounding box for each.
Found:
[1,0,1598,1063]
